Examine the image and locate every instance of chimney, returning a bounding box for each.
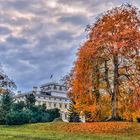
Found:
[33,86,38,93]
[17,91,21,94]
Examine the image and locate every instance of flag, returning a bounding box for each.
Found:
[50,74,53,79]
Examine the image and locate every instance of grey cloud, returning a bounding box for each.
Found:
[53,31,74,41]
[5,0,30,10]
[0,27,11,35]
[6,36,29,46]
[58,15,88,26]
[0,0,139,91]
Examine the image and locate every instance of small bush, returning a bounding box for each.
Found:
[46,108,60,122]
[12,101,25,112]
[5,102,60,125]
[6,111,30,125]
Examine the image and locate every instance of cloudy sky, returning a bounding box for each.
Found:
[0,0,140,91]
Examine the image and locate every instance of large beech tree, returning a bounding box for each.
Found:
[68,4,140,121]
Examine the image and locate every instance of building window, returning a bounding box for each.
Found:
[65,104,67,109]
[65,114,67,119]
[54,103,56,108]
[59,103,62,108]
[49,102,51,107]
[54,85,57,90]
[59,86,62,90]
[60,113,62,118]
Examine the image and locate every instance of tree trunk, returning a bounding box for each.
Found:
[93,64,101,120]
[112,54,119,120]
[95,64,100,103]
[104,60,112,95]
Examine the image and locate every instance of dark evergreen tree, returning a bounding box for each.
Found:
[68,100,80,122]
[12,101,25,112]
[0,92,12,124]
[25,93,36,108]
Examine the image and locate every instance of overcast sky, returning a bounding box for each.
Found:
[0,0,140,91]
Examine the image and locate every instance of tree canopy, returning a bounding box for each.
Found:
[67,4,140,121]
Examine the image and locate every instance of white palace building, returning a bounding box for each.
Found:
[14,82,70,122]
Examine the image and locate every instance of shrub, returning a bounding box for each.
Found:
[46,108,60,122]
[28,105,50,123]
[6,111,30,125]
[12,101,25,112]
[5,100,60,125]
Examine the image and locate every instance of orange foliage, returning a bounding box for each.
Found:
[67,4,140,121]
[36,122,131,135]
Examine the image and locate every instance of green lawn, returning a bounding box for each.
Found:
[0,122,140,140]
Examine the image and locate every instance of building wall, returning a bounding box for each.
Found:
[35,96,69,122]
[51,92,66,98]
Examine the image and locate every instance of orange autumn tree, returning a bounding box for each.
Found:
[68,4,140,121]
[0,66,16,94]
[67,42,112,121]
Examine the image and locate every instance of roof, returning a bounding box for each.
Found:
[36,94,70,100]
[40,82,66,88]
[14,92,70,100]
[0,72,5,80]
[13,91,32,98]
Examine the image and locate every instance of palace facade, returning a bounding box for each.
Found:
[14,82,70,122]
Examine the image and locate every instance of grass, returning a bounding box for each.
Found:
[0,122,140,140]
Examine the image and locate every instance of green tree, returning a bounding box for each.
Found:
[12,101,25,112]
[25,93,36,108]
[0,93,12,124]
[68,100,80,122]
